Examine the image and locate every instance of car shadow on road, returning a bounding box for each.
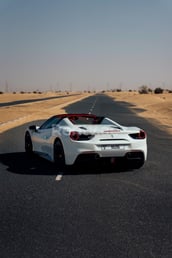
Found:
[0,152,130,176]
[0,152,58,176]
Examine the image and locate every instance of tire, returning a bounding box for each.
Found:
[54,139,65,169]
[25,132,33,155]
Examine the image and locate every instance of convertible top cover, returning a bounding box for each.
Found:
[55,113,103,125]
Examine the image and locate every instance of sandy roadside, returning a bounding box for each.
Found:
[0,91,65,103]
[0,92,91,133]
[0,91,172,135]
[106,91,172,135]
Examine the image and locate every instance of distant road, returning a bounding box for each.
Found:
[0,93,79,107]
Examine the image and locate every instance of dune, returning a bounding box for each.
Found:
[106,92,172,135]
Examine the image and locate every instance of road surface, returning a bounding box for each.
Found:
[0,94,172,258]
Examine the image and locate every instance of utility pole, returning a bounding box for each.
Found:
[69,82,73,92]
[5,80,9,92]
[106,82,110,91]
[56,82,59,92]
[119,82,123,91]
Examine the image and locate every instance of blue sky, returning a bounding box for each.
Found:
[0,0,171,91]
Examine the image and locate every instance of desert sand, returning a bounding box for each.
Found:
[0,91,172,135]
[106,91,172,135]
[0,92,91,133]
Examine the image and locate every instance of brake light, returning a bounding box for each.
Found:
[139,130,146,139]
[70,131,80,141]
[70,131,94,141]
[129,130,146,139]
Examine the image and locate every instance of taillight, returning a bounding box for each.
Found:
[129,130,146,139]
[70,131,94,141]
[70,131,80,141]
[139,130,146,139]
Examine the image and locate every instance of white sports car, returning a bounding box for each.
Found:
[25,113,147,169]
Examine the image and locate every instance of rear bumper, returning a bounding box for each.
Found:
[74,151,145,169]
[64,139,147,165]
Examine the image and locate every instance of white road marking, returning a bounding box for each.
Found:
[88,97,97,114]
[55,174,63,181]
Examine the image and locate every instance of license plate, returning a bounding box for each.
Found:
[101,145,119,150]
[111,145,119,149]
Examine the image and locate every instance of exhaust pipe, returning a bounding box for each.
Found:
[94,154,100,160]
[110,157,116,164]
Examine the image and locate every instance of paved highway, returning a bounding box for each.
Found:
[0,94,172,258]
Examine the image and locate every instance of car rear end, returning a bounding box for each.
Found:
[65,124,147,169]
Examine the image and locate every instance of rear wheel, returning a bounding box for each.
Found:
[54,139,65,169]
[25,132,33,155]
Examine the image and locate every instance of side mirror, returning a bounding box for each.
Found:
[29,125,37,131]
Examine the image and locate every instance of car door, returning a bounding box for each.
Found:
[33,128,53,158]
[32,116,61,158]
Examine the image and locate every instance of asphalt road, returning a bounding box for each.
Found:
[0,94,172,258]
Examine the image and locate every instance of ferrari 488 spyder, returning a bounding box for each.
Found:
[25,113,147,169]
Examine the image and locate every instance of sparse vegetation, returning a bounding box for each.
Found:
[154,87,163,94]
[139,85,149,94]
[110,89,122,92]
[148,88,153,93]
